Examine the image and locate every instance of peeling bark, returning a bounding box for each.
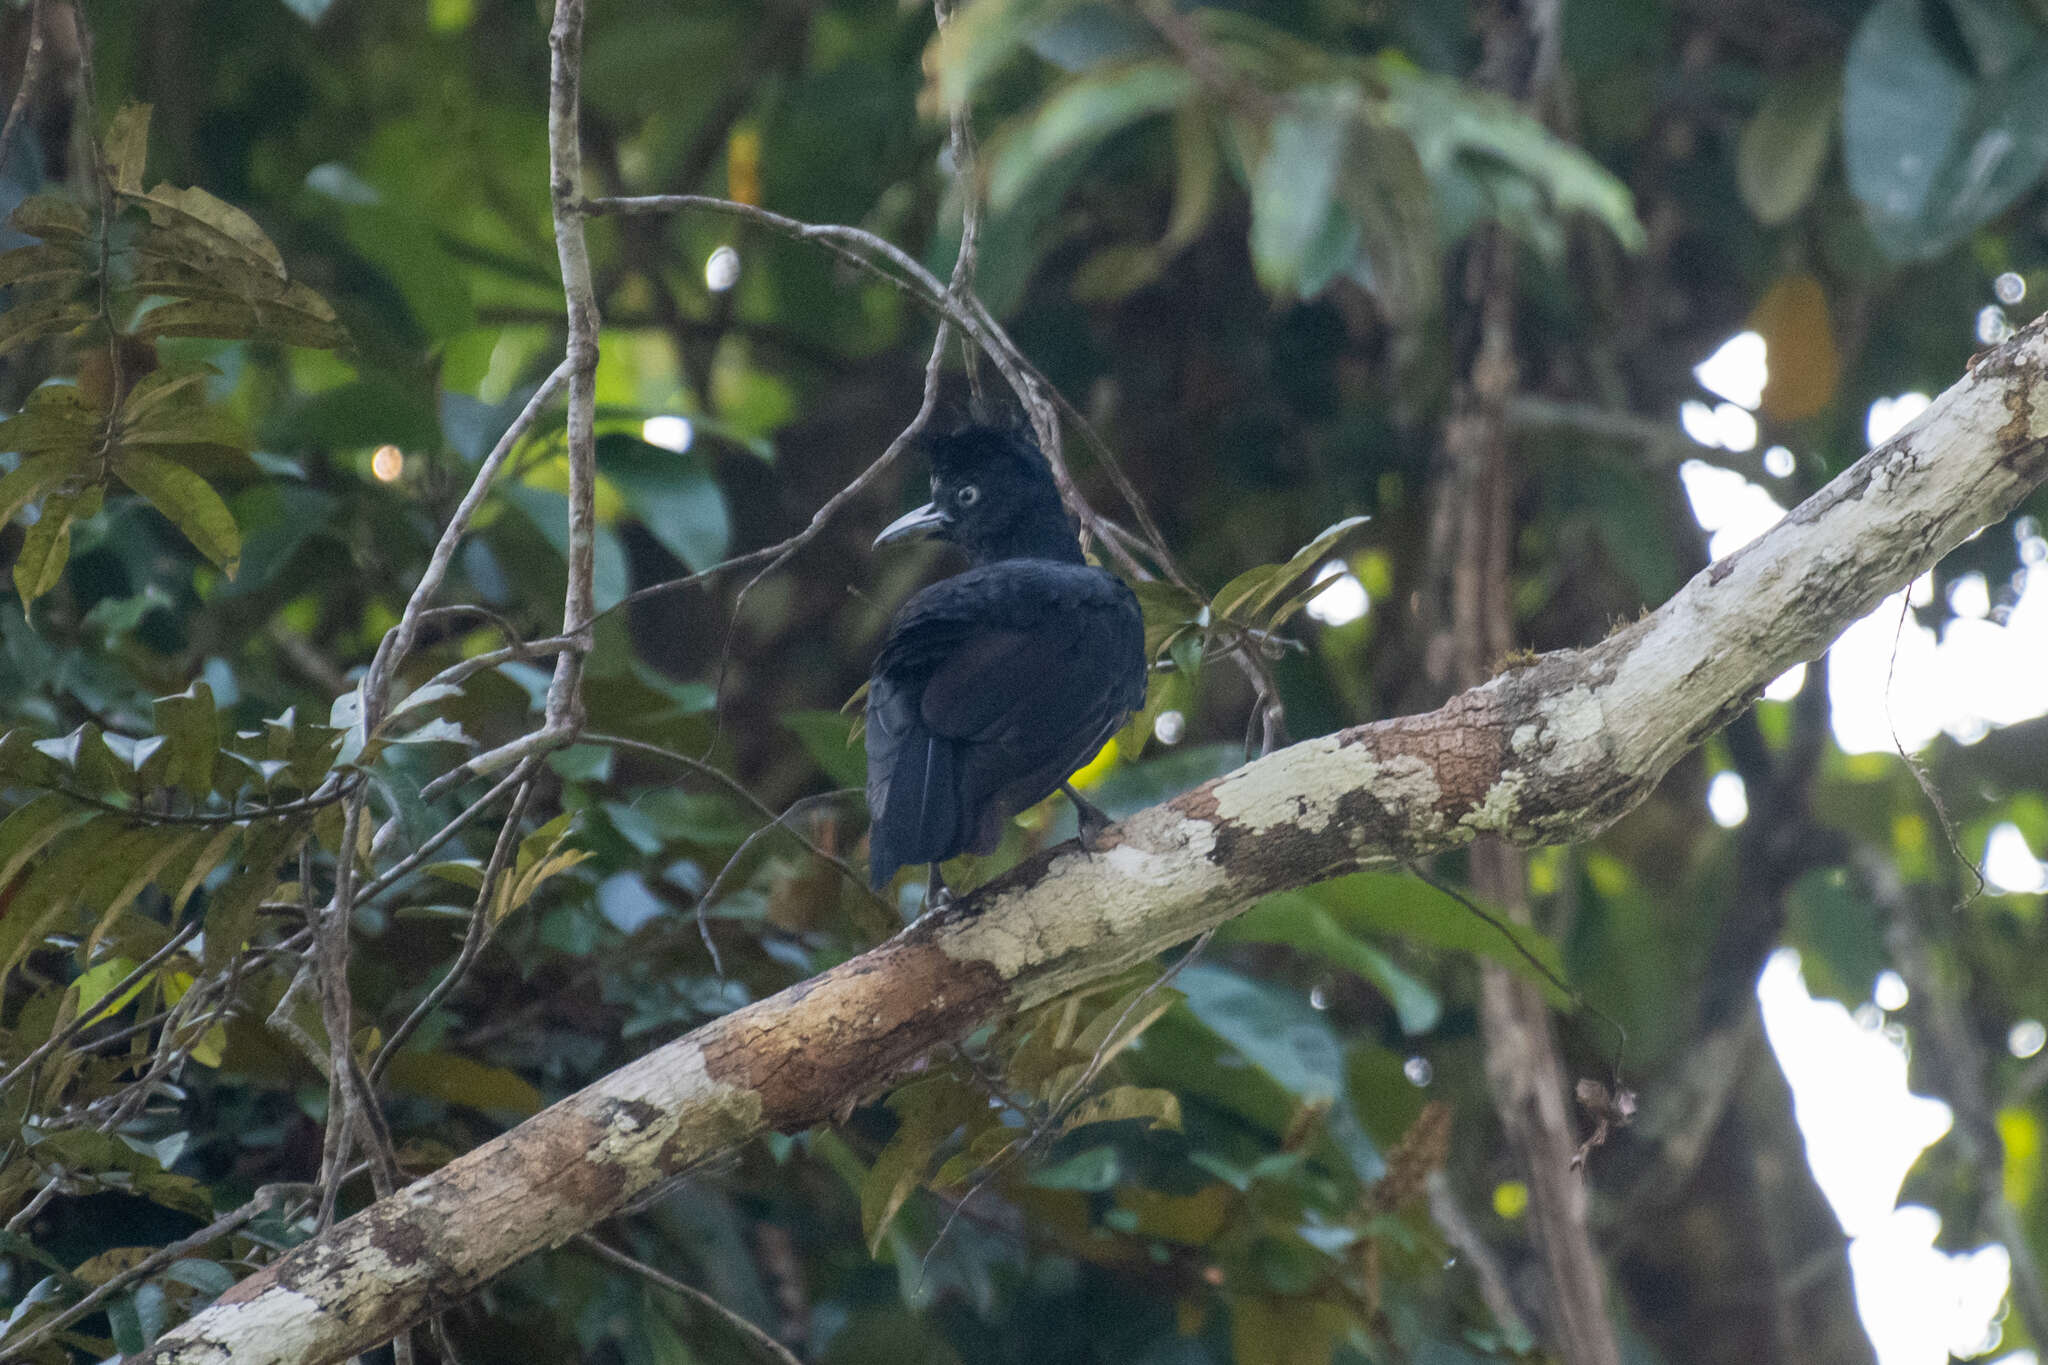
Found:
[138,315,2048,1365]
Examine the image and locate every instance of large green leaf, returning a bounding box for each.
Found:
[1843,0,2048,259]
[597,433,731,573]
[1218,894,1441,1035]
[986,60,1195,209]
[0,243,90,291]
[1302,872,1571,1006]
[0,298,95,356]
[1172,963,1382,1179]
[1738,65,1841,226]
[111,449,241,574]
[927,0,1089,107]
[1380,58,1646,252]
[14,490,83,602]
[1247,88,1353,298]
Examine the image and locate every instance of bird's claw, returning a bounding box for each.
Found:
[1063,782,1115,852]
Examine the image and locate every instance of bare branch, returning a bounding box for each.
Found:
[543,0,601,735]
[0,0,51,178]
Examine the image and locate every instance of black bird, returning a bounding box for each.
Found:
[865,424,1146,904]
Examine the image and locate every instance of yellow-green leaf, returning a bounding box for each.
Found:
[69,956,150,1028]
[201,819,302,973]
[0,297,94,356]
[104,103,153,195]
[383,1052,543,1115]
[133,294,347,350]
[111,449,240,574]
[153,682,219,797]
[14,492,78,602]
[0,242,89,290]
[7,192,90,241]
[132,183,286,278]
[1061,1085,1183,1134]
[0,457,80,530]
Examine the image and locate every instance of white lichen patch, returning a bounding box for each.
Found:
[942,820,1229,982]
[1211,733,1344,834]
[1527,685,1608,765]
[1461,769,1526,834]
[1351,750,1445,820]
[158,1285,327,1365]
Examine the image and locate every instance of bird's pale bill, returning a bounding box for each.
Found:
[874,501,949,547]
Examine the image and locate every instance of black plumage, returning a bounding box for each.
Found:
[865,424,1146,900]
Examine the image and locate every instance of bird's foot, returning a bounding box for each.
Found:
[924,864,954,910]
[1062,781,1116,851]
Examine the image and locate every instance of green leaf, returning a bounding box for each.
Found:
[1738,65,1841,226]
[1030,1145,1123,1190]
[104,103,153,195]
[117,364,220,428]
[382,1052,544,1115]
[0,815,126,977]
[0,298,95,356]
[1212,515,1370,627]
[1172,963,1381,1178]
[1337,113,1441,324]
[78,828,196,961]
[132,295,348,350]
[131,184,287,279]
[0,458,81,533]
[988,61,1195,209]
[783,710,866,787]
[111,449,241,574]
[0,383,101,461]
[1380,58,1646,252]
[1219,894,1442,1035]
[928,0,1088,107]
[153,682,219,798]
[0,242,89,290]
[0,794,99,892]
[1843,0,2048,259]
[597,433,731,573]
[1248,88,1353,297]
[1060,1085,1183,1133]
[7,193,90,241]
[860,1077,979,1254]
[1131,579,1204,663]
[159,823,241,920]
[14,491,80,602]
[1301,872,1570,1006]
[201,820,302,973]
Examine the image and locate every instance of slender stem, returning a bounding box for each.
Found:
[0,918,202,1097]
[362,363,571,733]
[574,1234,804,1365]
[0,0,49,174]
[545,0,600,734]
[368,763,540,1089]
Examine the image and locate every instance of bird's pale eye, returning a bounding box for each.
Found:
[956,484,980,507]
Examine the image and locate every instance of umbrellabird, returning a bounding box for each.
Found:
[865,424,1147,905]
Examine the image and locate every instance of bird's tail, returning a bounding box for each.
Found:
[866,718,963,891]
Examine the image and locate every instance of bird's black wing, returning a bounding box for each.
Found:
[865,563,1143,888]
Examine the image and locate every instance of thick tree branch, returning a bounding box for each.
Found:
[138,315,2048,1365]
